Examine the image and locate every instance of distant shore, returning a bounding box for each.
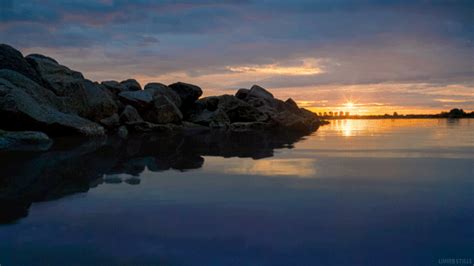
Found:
[320,108,474,120]
[324,115,474,120]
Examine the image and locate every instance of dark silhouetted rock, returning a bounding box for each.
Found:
[144,82,182,108]
[0,44,43,85]
[0,130,52,151]
[169,82,203,107]
[233,85,322,132]
[118,89,154,110]
[26,54,118,121]
[120,79,142,91]
[235,88,250,100]
[188,95,267,129]
[248,84,274,100]
[144,95,183,124]
[120,105,144,124]
[117,125,128,139]
[101,80,126,94]
[99,113,120,129]
[119,89,182,124]
[0,70,105,136]
[126,121,180,133]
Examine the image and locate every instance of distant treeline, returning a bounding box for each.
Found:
[320,108,474,119]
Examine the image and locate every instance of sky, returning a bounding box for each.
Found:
[1,0,473,114]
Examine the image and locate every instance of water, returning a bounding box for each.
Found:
[1,119,473,266]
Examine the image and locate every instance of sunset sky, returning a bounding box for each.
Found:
[1,0,473,114]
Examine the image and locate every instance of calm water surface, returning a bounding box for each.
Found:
[1,119,473,265]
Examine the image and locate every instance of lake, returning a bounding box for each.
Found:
[1,119,473,266]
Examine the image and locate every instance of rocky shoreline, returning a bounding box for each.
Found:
[0,43,326,150]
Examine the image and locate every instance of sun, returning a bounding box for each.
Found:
[344,101,355,109]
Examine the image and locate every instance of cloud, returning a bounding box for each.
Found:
[1,0,473,112]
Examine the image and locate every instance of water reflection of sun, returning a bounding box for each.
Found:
[333,120,355,137]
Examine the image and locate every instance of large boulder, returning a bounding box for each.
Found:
[26,54,118,121]
[143,95,183,124]
[118,89,155,110]
[0,70,105,136]
[119,105,144,124]
[120,79,141,91]
[0,44,43,85]
[234,85,321,132]
[101,80,127,95]
[144,82,182,108]
[0,130,52,151]
[118,89,182,124]
[168,82,203,107]
[188,95,267,129]
[248,84,274,100]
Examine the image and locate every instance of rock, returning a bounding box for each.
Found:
[272,111,319,132]
[120,79,141,91]
[0,44,43,85]
[117,125,128,139]
[144,95,183,124]
[118,89,154,110]
[126,121,180,133]
[168,82,203,107]
[230,122,268,132]
[104,176,122,184]
[0,130,53,151]
[119,105,144,124]
[0,69,105,136]
[189,108,230,129]
[101,80,126,94]
[188,95,267,128]
[234,85,322,133]
[284,98,301,114]
[26,54,118,121]
[125,177,141,185]
[99,113,120,128]
[144,82,182,108]
[181,121,211,134]
[235,88,250,100]
[119,90,182,124]
[248,84,274,100]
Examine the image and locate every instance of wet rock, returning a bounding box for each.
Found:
[126,121,180,133]
[125,177,141,185]
[117,126,128,139]
[230,122,268,132]
[0,130,52,151]
[104,176,123,184]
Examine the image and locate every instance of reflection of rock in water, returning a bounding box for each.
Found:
[0,129,311,223]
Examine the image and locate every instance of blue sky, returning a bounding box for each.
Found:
[1,0,473,113]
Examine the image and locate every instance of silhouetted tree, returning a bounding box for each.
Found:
[448,108,465,118]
